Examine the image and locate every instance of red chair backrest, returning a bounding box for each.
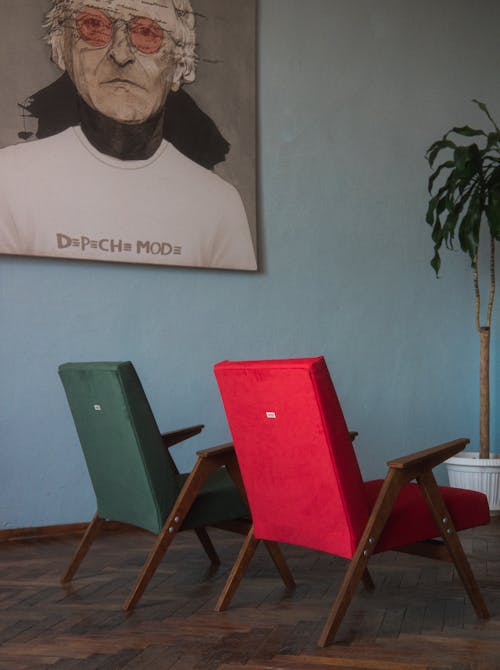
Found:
[214,357,369,558]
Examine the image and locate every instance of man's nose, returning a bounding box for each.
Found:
[107,22,135,67]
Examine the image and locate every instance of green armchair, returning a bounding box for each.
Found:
[58,361,249,611]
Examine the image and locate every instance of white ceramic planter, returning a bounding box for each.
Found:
[446,451,500,514]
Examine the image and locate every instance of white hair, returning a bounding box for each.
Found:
[44,0,197,85]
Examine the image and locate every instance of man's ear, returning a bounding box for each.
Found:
[50,35,68,72]
[170,64,185,92]
[171,53,195,92]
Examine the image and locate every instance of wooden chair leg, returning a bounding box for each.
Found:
[319,468,405,647]
[418,471,489,619]
[61,512,104,584]
[263,541,295,590]
[362,568,375,591]
[124,521,176,612]
[195,527,220,566]
[319,547,372,647]
[215,525,260,612]
[123,456,219,612]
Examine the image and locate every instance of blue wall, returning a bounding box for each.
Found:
[2,0,499,528]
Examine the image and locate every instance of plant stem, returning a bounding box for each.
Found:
[477,235,495,459]
[473,254,481,333]
[480,327,490,459]
[486,233,495,329]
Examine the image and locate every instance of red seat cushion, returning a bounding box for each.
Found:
[364,479,490,553]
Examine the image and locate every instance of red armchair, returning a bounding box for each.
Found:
[213,357,490,646]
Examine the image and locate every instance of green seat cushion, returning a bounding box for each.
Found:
[177,468,249,530]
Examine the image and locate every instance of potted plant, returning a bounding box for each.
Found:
[425,100,500,511]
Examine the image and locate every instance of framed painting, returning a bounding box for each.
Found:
[0,0,257,271]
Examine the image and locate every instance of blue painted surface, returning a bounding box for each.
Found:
[1,0,499,528]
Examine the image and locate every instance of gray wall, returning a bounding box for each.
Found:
[1,0,499,528]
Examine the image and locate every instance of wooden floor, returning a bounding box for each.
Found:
[1,517,499,669]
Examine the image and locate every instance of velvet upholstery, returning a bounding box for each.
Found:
[364,480,490,553]
[214,357,489,559]
[59,362,248,534]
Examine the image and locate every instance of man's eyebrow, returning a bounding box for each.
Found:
[116,2,149,13]
[140,0,196,19]
[141,1,172,8]
[111,1,175,18]
[94,1,170,12]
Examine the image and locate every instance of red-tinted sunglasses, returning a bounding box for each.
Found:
[76,6,164,55]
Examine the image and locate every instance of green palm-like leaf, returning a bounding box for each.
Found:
[454,145,479,178]
[431,220,442,245]
[428,160,455,192]
[426,139,457,167]
[486,132,500,150]
[426,101,500,276]
[445,125,486,139]
[426,195,439,225]
[442,210,459,248]
[458,193,481,259]
[473,99,500,132]
[430,246,441,275]
[486,189,500,238]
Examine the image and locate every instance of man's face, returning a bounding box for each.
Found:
[55,0,183,123]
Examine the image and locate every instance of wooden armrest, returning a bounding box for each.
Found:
[197,442,235,459]
[387,438,469,471]
[161,424,204,448]
[349,431,358,441]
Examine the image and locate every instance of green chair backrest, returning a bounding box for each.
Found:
[58,362,178,534]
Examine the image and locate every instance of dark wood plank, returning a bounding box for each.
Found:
[0,519,498,669]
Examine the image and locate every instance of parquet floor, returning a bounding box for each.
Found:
[0,517,499,669]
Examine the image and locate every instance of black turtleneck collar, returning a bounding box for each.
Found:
[78,96,165,161]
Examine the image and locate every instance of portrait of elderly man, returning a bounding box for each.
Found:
[0,0,257,271]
